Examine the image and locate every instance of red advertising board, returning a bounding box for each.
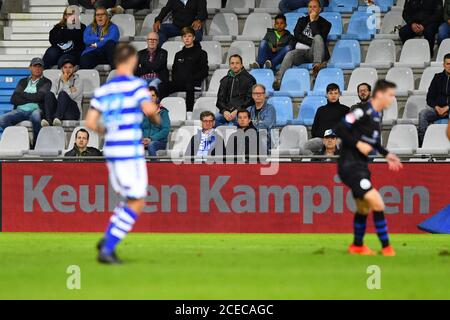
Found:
[1,162,449,233]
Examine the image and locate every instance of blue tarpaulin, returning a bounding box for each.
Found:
[417,205,450,234]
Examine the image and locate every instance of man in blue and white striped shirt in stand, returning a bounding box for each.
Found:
[86,43,160,264]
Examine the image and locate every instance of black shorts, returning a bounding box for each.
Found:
[338,166,373,199]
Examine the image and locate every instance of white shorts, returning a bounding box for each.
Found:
[106,158,148,199]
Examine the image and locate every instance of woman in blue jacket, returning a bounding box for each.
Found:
[79,6,120,69]
[141,86,171,157]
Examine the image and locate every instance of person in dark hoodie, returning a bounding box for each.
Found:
[418,53,450,146]
[215,54,257,127]
[399,0,443,56]
[274,0,331,89]
[159,27,208,112]
[303,83,349,154]
[250,14,294,70]
[42,6,86,69]
[153,0,207,45]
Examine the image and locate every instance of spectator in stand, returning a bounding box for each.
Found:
[185,111,225,158]
[65,128,102,157]
[278,0,328,14]
[159,27,208,112]
[135,32,169,92]
[79,6,120,69]
[247,84,276,150]
[399,0,443,56]
[418,53,450,146]
[153,0,207,45]
[438,0,450,44]
[313,129,340,161]
[274,0,331,90]
[303,83,349,154]
[215,54,257,127]
[43,6,86,69]
[0,58,51,144]
[350,83,371,111]
[141,87,170,157]
[42,58,83,127]
[250,14,295,70]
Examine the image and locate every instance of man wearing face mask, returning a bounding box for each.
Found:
[42,6,86,69]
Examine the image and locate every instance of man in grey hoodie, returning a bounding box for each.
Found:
[43,57,84,126]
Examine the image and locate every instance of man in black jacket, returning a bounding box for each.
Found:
[0,58,51,144]
[159,27,208,111]
[135,32,169,91]
[350,83,372,112]
[399,0,443,56]
[65,128,102,157]
[303,83,349,154]
[153,0,207,45]
[274,0,331,89]
[215,54,257,127]
[418,53,450,146]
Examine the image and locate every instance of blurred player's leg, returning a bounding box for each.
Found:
[348,199,376,255]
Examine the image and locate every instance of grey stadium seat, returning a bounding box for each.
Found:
[138,13,157,37]
[360,39,396,69]
[161,41,183,70]
[273,125,308,156]
[0,126,29,157]
[130,41,147,51]
[236,13,273,41]
[254,0,281,14]
[185,97,219,125]
[43,69,60,86]
[204,69,228,97]
[224,0,255,15]
[160,97,186,127]
[66,126,100,153]
[394,39,430,69]
[77,69,100,98]
[375,10,405,40]
[386,124,418,155]
[339,95,360,108]
[167,125,201,158]
[411,66,443,95]
[385,67,414,96]
[111,14,136,41]
[27,127,66,157]
[216,125,237,145]
[206,0,222,14]
[221,41,256,69]
[416,124,450,155]
[207,13,238,42]
[431,39,450,67]
[106,69,116,82]
[382,97,398,125]
[344,67,378,96]
[201,41,222,70]
[397,95,427,125]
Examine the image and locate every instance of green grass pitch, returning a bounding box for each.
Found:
[1,233,450,299]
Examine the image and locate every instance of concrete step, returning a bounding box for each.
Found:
[8,20,59,27]
[0,61,31,68]
[0,54,41,61]
[29,0,68,5]
[0,47,46,55]
[8,13,62,20]
[4,33,49,40]
[0,40,49,47]
[28,6,68,13]
[4,26,52,34]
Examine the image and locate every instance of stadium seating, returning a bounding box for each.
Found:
[160,97,186,127]
[360,39,396,69]
[250,69,275,95]
[0,126,29,157]
[382,97,398,125]
[339,95,360,107]
[27,126,66,157]
[394,39,430,69]
[341,11,376,40]
[326,0,358,13]
[130,41,147,51]
[224,0,255,15]
[200,41,222,70]
[66,126,100,152]
[161,41,184,69]
[327,40,361,69]
[216,125,237,145]
[397,95,427,125]
[167,125,201,158]
[320,12,343,41]
[416,124,450,155]
[375,10,404,40]
[236,13,273,41]
[138,13,157,37]
[292,96,327,126]
[386,124,418,155]
[111,14,136,41]
[274,68,310,98]
[344,67,378,96]
[186,97,219,126]
[204,69,228,97]
[254,0,280,14]
[411,66,443,96]
[221,41,255,69]
[0,68,29,114]
[207,13,238,42]
[285,12,304,34]
[77,69,101,99]
[267,96,293,126]
[274,125,308,156]
[309,68,345,96]
[431,39,450,67]
[385,67,414,96]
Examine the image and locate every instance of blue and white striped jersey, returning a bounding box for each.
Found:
[90,75,151,161]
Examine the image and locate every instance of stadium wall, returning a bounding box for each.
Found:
[1,162,449,233]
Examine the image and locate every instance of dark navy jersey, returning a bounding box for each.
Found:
[334,101,389,167]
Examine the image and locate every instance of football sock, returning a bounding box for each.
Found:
[353,212,367,246]
[373,210,390,248]
[102,204,138,255]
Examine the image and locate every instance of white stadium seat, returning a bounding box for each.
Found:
[224,0,255,15]
[0,126,30,157]
[411,66,443,95]
[274,125,308,156]
[386,124,418,155]
[431,39,450,67]
[208,13,238,42]
[204,69,228,97]
[161,41,184,70]
[27,127,66,157]
[200,41,222,69]
[111,14,136,40]
[236,13,273,41]
[360,39,396,69]
[221,41,256,69]
[344,67,378,96]
[394,39,430,68]
[382,96,398,125]
[167,125,201,158]
[416,124,450,155]
[385,67,414,96]
[398,95,427,125]
[77,69,100,98]
[160,97,186,127]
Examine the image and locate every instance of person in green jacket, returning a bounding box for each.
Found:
[141,86,170,157]
[438,0,450,44]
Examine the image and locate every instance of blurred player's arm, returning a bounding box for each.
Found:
[142,101,161,125]
[85,108,105,134]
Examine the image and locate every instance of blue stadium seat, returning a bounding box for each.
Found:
[309,68,344,96]
[358,0,394,12]
[285,12,305,34]
[341,11,377,40]
[434,119,449,125]
[291,96,327,126]
[267,96,294,126]
[328,40,361,69]
[320,12,343,40]
[0,95,13,115]
[294,7,309,13]
[0,69,30,76]
[274,68,310,98]
[250,69,275,95]
[0,69,29,107]
[325,0,358,13]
